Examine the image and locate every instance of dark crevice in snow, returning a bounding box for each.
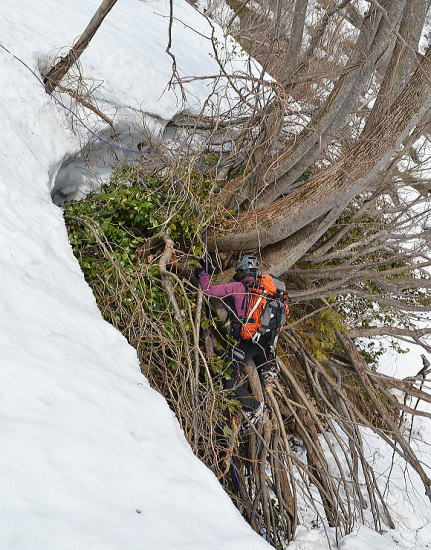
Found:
[50,127,153,205]
[51,151,100,205]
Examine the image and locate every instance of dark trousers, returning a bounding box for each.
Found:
[224,338,276,411]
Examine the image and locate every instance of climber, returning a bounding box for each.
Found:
[195,254,283,426]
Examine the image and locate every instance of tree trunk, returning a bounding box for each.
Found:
[220,0,406,210]
[281,0,308,83]
[253,0,405,208]
[363,0,430,131]
[44,0,119,93]
[211,42,431,257]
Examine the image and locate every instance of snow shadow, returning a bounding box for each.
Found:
[50,127,153,205]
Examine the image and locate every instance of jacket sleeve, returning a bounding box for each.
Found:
[199,273,242,298]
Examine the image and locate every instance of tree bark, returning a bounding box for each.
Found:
[291,0,356,88]
[363,0,430,131]
[220,0,407,210]
[281,0,308,83]
[261,209,343,276]
[253,0,405,209]
[211,42,431,257]
[219,0,378,209]
[44,0,119,93]
[349,327,431,339]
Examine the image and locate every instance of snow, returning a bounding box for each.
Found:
[0,1,270,548]
[1,0,431,549]
[3,0,262,203]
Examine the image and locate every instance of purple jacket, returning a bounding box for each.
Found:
[199,273,254,317]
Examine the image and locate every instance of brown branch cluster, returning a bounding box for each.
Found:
[56,0,431,544]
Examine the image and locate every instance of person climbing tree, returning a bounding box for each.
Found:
[195,254,289,426]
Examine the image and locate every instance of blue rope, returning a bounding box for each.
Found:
[0,42,142,154]
[204,227,209,273]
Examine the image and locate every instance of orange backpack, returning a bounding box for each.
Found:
[240,274,289,343]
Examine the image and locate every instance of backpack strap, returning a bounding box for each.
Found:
[229,281,249,340]
[241,280,249,311]
[245,291,266,326]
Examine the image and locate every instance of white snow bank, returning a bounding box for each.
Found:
[0,1,270,548]
[2,2,430,549]
[2,0,261,203]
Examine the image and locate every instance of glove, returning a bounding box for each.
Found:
[194,267,207,278]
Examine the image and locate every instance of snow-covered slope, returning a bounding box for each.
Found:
[0,1,270,548]
[2,1,431,549]
[3,0,255,204]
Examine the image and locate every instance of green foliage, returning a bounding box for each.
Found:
[203,152,219,166]
[66,170,204,263]
[303,308,345,361]
[357,339,386,366]
[64,169,205,344]
[62,166,237,434]
[346,374,390,411]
